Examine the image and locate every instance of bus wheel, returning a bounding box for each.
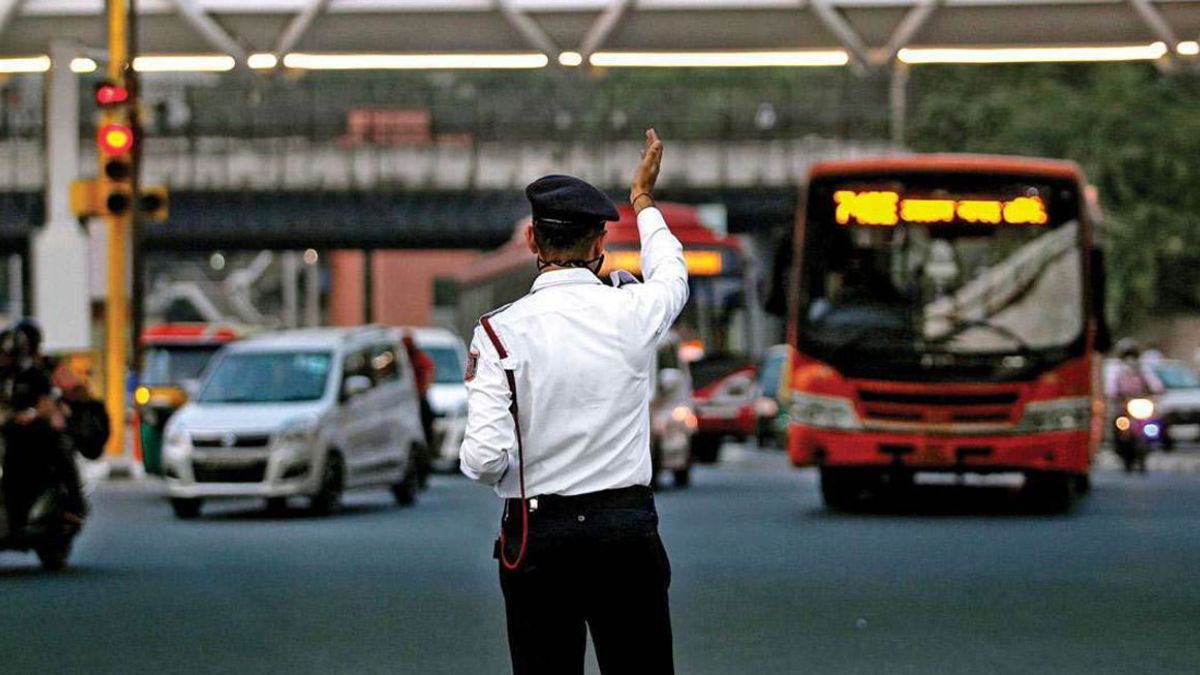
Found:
[820,468,863,511]
[1024,472,1078,514]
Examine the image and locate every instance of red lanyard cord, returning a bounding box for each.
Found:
[480,316,528,571]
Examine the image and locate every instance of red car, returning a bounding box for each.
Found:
[689,355,758,463]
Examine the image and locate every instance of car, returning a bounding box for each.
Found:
[650,335,698,488]
[1144,357,1200,447]
[161,326,425,518]
[755,345,791,448]
[406,326,469,471]
[688,354,759,463]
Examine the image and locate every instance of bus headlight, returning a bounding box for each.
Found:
[1126,398,1155,421]
[790,393,863,431]
[1018,397,1092,432]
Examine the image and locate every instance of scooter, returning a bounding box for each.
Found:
[1113,396,1161,474]
[0,471,83,571]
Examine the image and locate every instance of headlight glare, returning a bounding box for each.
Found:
[1126,398,1155,421]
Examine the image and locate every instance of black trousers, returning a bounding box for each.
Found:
[498,485,674,675]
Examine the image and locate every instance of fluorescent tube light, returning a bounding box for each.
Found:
[247,53,279,69]
[0,56,51,73]
[897,43,1169,64]
[70,58,98,73]
[133,55,237,72]
[589,50,849,68]
[281,52,550,70]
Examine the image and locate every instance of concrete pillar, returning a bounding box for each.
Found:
[304,254,320,327]
[32,42,91,352]
[281,251,299,328]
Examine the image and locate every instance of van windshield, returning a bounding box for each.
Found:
[197,351,332,404]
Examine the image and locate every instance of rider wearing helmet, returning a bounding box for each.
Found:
[0,319,87,533]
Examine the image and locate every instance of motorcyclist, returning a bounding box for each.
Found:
[1107,338,1157,473]
[0,319,87,534]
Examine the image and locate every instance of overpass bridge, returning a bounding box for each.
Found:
[2,0,1199,68]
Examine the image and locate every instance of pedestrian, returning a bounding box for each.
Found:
[460,128,685,675]
[402,331,436,487]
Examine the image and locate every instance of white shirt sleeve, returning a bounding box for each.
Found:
[459,325,514,486]
[625,206,690,344]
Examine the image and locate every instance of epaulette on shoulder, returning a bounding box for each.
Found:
[609,270,641,288]
[478,302,515,325]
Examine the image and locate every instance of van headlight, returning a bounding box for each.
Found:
[276,417,318,447]
[1018,397,1092,432]
[790,393,863,431]
[164,422,190,457]
[1126,398,1155,421]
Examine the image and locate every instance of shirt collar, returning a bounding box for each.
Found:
[530,268,604,293]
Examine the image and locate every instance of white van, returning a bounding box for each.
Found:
[406,327,469,470]
[162,327,425,518]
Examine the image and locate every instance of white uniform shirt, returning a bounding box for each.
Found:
[460,207,689,497]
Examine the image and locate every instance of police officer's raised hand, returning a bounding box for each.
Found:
[631,128,663,214]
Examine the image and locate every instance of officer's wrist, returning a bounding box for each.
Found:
[631,192,655,214]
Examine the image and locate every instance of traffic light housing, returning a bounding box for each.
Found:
[138,186,169,223]
[94,80,130,108]
[97,122,134,216]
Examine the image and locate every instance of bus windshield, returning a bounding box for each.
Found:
[800,175,1085,376]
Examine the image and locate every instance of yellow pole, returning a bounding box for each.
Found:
[104,0,129,457]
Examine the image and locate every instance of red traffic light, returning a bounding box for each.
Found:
[98,123,135,156]
[95,82,129,107]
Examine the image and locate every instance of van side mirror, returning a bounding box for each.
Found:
[342,375,372,400]
[1090,248,1112,353]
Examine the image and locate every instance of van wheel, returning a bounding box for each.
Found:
[391,451,420,507]
[264,497,288,514]
[171,498,203,520]
[310,453,345,516]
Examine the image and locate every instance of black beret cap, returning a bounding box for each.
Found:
[526,175,619,226]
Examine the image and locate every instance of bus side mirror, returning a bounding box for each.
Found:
[1091,248,1112,353]
[764,232,792,318]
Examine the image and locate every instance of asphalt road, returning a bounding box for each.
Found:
[3,448,1199,674]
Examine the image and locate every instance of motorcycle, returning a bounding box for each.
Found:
[1112,396,1161,474]
[0,476,82,571]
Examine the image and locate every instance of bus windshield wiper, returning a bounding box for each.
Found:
[927,316,1034,354]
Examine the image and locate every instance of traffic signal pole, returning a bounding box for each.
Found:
[103,0,129,458]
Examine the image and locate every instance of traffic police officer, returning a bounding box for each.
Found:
[461,128,686,675]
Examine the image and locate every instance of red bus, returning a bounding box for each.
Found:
[780,155,1107,511]
[456,202,759,466]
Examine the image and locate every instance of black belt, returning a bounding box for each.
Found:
[505,484,654,517]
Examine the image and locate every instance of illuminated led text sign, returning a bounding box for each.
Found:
[834,190,1049,227]
[605,250,725,277]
